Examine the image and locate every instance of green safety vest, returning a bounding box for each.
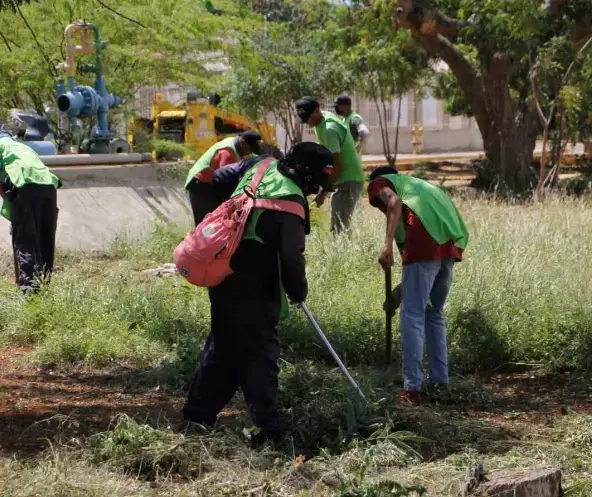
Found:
[0,137,61,220]
[344,111,363,141]
[382,174,469,252]
[315,112,364,184]
[184,136,239,188]
[232,158,305,319]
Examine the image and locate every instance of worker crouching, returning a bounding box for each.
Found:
[184,130,264,226]
[182,142,334,443]
[0,131,60,293]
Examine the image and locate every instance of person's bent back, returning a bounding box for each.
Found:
[0,131,60,293]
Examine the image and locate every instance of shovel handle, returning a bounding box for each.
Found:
[385,267,393,365]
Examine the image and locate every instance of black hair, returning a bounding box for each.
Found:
[369,166,398,182]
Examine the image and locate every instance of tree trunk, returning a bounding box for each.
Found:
[396,4,539,192]
[394,96,403,163]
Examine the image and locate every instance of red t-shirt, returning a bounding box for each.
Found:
[368,177,463,265]
[195,148,238,183]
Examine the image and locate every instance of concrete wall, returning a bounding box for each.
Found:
[0,164,191,251]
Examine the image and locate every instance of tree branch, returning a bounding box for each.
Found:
[0,28,12,52]
[396,1,469,37]
[413,32,490,137]
[94,0,146,28]
[15,3,51,64]
[529,76,550,126]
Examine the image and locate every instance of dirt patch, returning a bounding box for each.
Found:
[0,347,184,458]
[1,346,591,461]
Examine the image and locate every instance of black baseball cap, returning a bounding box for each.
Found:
[295,96,320,124]
[240,130,263,154]
[335,94,352,106]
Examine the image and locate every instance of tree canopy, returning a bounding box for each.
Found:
[0,0,257,116]
[396,0,592,191]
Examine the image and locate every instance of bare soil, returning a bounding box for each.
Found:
[1,346,591,460]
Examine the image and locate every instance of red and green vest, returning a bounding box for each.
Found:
[382,174,469,251]
[232,158,305,318]
[0,136,61,220]
[184,136,240,188]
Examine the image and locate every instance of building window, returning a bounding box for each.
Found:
[422,92,439,128]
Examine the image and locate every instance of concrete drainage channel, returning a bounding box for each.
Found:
[0,157,191,251]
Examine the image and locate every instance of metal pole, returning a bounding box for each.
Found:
[299,303,367,403]
[385,267,393,365]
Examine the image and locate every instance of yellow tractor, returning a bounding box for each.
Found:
[128,91,279,160]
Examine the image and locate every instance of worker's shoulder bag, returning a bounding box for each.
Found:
[174,157,306,287]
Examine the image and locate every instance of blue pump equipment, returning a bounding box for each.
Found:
[56,22,124,154]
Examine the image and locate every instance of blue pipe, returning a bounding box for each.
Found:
[55,24,122,143]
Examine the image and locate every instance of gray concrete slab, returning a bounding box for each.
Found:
[0,163,191,251]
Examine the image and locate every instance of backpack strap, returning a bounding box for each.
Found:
[254,198,305,219]
[246,157,276,196]
[245,156,306,220]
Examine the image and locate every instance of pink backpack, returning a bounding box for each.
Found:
[174,157,306,287]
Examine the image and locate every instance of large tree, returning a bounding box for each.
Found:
[395,0,592,192]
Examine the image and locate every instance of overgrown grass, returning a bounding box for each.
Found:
[1,194,592,495]
[0,196,591,374]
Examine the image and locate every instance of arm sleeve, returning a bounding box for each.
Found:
[211,157,261,200]
[277,210,308,303]
[211,162,242,200]
[351,116,369,137]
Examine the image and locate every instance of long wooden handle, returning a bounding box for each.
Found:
[385,267,393,365]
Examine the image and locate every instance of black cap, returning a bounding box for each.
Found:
[335,94,352,106]
[240,130,263,155]
[295,97,320,124]
[369,166,399,182]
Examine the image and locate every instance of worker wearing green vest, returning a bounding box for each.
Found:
[368,166,469,405]
[334,95,370,155]
[0,131,61,293]
[182,142,334,445]
[184,130,264,226]
[295,97,365,233]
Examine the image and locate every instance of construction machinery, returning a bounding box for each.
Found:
[128,91,279,159]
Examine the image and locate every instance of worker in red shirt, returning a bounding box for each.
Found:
[367,166,469,404]
[184,131,263,225]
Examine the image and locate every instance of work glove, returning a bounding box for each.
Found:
[383,284,402,317]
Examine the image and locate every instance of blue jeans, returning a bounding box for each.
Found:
[400,259,453,391]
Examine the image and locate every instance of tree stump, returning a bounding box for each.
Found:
[472,468,562,497]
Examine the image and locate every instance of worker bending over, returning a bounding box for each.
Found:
[182,142,333,444]
[0,131,60,293]
[295,97,365,233]
[368,167,468,405]
[184,130,263,225]
[334,95,370,155]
